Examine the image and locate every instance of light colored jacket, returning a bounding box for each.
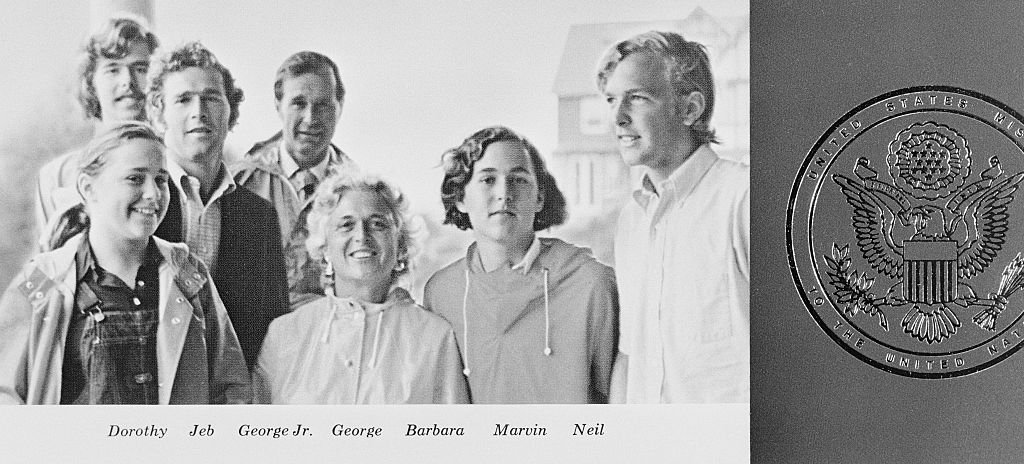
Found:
[0,234,252,404]
[231,131,356,250]
[424,238,619,404]
[253,288,469,404]
[231,132,357,308]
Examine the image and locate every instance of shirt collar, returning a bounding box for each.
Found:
[466,236,542,275]
[167,158,236,203]
[510,236,542,275]
[75,232,95,282]
[633,143,718,208]
[76,233,163,284]
[280,140,333,182]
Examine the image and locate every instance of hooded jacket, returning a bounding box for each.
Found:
[231,132,357,308]
[0,234,252,404]
[253,288,469,404]
[423,237,619,404]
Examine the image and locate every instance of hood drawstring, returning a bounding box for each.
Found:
[322,297,386,369]
[543,267,552,356]
[461,269,471,376]
[369,310,384,368]
[460,266,552,376]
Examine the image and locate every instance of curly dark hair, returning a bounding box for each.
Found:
[440,126,567,231]
[146,41,244,130]
[77,17,159,120]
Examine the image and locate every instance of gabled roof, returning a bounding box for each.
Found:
[553,7,748,96]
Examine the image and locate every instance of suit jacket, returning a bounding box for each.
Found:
[155,183,290,369]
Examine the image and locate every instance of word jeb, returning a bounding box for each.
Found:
[189,424,214,437]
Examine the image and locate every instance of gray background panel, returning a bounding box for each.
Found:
[753,1,1024,462]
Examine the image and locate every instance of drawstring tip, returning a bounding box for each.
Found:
[462,368,471,376]
[544,347,552,356]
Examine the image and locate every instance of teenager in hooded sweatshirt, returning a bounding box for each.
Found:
[424,126,619,403]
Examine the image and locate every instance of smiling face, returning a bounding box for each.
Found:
[325,189,400,293]
[277,72,342,168]
[603,51,699,179]
[79,138,170,244]
[156,67,230,166]
[456,140,544,246]
[93,41,151,123]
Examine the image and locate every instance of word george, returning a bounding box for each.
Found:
[331,424,382,438]
[237,423,311,438]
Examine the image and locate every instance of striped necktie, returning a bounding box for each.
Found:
[293,169,318,203]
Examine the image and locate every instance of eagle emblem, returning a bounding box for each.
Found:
[830,121,1024,344]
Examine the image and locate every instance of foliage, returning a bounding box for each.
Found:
[824,243,889,331]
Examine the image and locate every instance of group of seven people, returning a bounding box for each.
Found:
[0,16,749,405]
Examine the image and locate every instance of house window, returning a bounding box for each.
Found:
[578,96,609,135]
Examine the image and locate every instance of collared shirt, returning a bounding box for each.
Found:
[279,142,332,193]
[232,135,356,308]
[470,236,542,275]
[62,235,163,404]
[510,236,542,274]
[615,144,750,403]
[167,160,236,272]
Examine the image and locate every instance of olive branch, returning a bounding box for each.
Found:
[824,243,889,331]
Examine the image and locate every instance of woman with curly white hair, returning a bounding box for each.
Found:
[253,170,468,404]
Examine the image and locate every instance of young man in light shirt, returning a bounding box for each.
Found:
[599,31,749,403]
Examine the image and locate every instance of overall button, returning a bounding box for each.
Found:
[132,297,141,306]
[134,373,153,384]
[172,317,182,325]
[345,360,354,367]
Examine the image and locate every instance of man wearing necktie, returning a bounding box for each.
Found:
[233,51,357,308]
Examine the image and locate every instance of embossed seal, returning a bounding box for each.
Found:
[788,86,1024,377]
